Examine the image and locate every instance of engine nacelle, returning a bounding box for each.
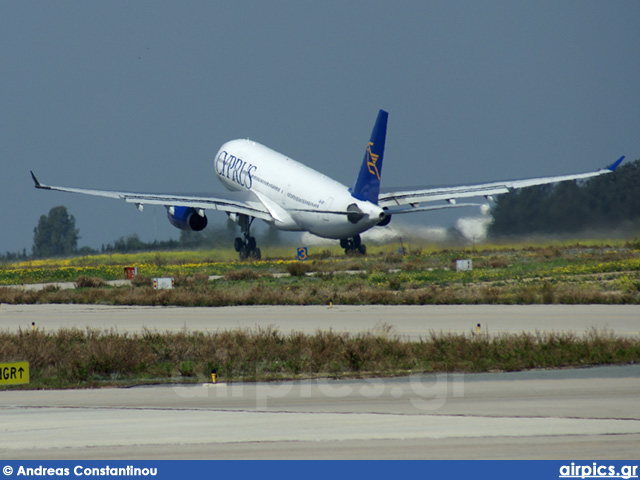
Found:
[377,208,392,227]
[167,206,208,231]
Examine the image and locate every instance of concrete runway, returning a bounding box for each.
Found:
[1,303,640,339]
[1,365,639,459]
[1,304,639,459]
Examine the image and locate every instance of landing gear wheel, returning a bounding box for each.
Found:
[237,242,261,261]
[233,216,262,261]
[340,235,367,256]
[234,237,244,252]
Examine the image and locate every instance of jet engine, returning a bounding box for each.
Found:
[377,208,391,226]
[167,206,208,231]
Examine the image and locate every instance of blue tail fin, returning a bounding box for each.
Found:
[350,109,388,204]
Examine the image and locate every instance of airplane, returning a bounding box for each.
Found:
[31,110,624,260]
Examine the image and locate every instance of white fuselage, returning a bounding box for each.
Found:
[214,139,384,239]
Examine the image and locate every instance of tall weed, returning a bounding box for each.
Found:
[2,328,637,389]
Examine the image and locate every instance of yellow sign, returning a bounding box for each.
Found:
[0,362,29,385]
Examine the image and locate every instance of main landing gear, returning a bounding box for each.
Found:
[340,234,366,255]
[234,215,261,260]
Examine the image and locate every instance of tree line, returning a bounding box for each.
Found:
[1,206,283,262]
[488,159,640,237]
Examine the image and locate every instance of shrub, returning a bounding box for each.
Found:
[224,269,261,281]
[75,276,106,288]
[286,262,311,276]
[131,275,153,287]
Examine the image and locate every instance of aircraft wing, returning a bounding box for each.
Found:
[378,156,625,210]
[383,202,482,215]
[30,171,274,221]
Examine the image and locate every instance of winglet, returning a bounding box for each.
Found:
[350,109,388,204]
[606,156,625,172]
[30,171,41,187]
[30,171,49,190]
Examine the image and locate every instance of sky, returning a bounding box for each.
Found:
[3,1,640,254]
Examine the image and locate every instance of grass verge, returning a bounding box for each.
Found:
[1,327,638,389]
[1,242,640,305]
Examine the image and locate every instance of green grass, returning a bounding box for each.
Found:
[1,240,639,305]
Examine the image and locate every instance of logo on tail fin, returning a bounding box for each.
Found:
[366,142,380,180]
[350,109,388,205]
